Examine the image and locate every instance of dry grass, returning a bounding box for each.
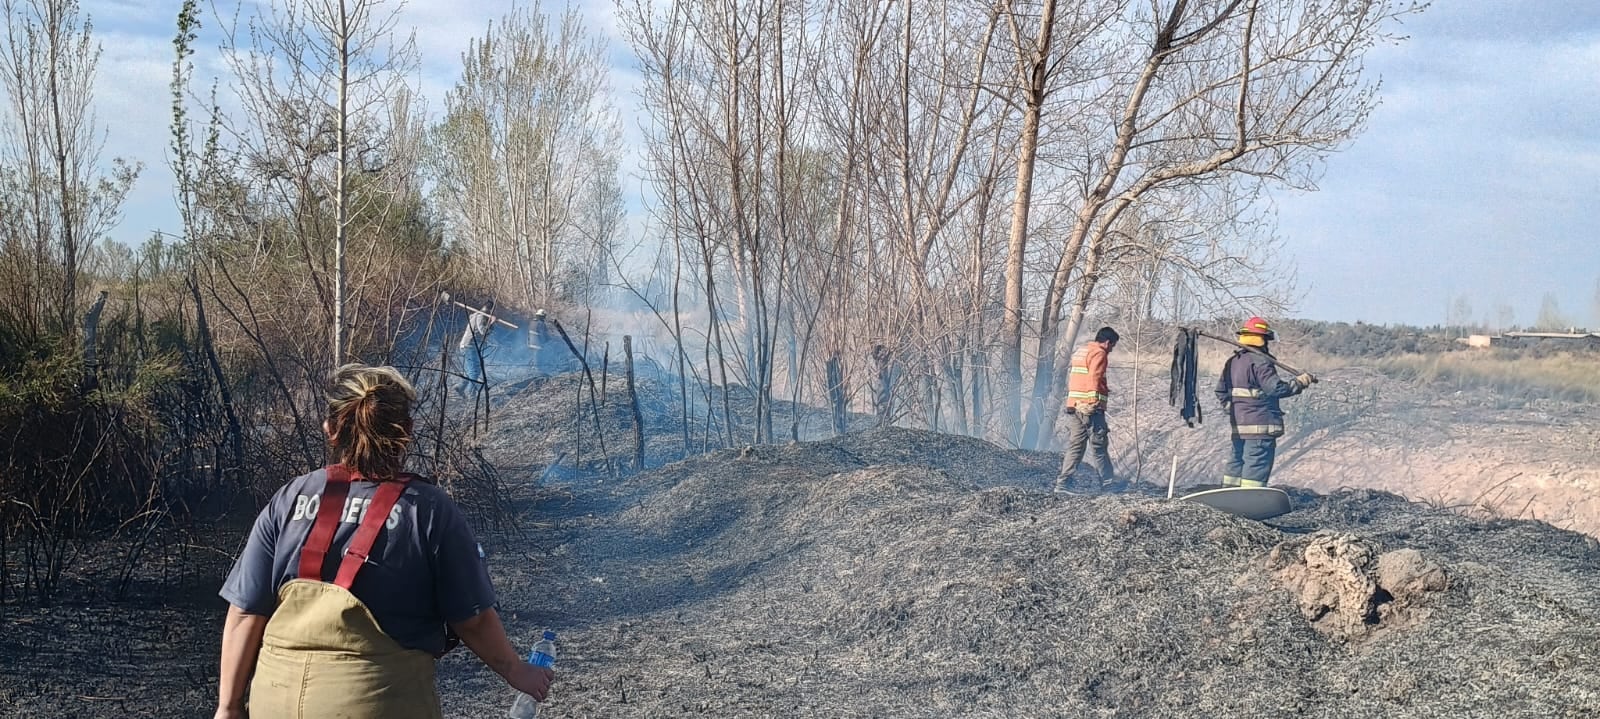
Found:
[1372,351,1600,405]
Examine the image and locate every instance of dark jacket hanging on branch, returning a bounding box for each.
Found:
[1172,325,1316,430]
[1170,328,1203,427]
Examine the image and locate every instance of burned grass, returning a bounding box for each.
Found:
[4,371,1599,718]
[454,425,1600,718]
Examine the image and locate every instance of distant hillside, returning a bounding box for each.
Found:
[1283,319,1466,357]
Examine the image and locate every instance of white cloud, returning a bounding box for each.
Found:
[76,0,1598,326]
[78,0,651,246]
[91,29,181,239]
[1278,0,1600,325]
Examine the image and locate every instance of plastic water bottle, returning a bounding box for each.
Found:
[508,630,556,719]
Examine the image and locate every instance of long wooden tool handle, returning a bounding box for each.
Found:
[449,299,519,329]
[1194,330,1309,378]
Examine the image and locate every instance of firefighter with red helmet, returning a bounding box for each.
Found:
[1215,317,1315,487]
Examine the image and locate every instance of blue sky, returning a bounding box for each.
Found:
[81,0,1600,328]
[1276,0,1600,327]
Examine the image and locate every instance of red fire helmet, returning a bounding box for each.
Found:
[1239,316,1276,340]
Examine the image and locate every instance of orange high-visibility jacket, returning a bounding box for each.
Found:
[1066,341,1111,409]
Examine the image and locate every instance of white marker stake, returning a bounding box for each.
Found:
[1167,454,1178,499]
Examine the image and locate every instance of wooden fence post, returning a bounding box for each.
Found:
[826,352,848,437]
[624,336,645,472]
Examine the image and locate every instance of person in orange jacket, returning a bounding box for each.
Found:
[1055,326,1119,492]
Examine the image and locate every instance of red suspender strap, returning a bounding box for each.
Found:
[296,465,352,581]
[295,465,412,587]
[332,476,410,589]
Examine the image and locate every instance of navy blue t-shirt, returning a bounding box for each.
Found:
[220,468,498,655]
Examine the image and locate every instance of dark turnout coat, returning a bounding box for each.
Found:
[1215,349,1305,439]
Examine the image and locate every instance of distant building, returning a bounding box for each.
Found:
[1498,331,1600,349]
[1455,332,1600,350]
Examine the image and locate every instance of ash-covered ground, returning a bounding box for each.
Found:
[4,372,1599,718]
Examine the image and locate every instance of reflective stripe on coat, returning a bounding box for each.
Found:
[1066,341,1111,409]
[1215,349,1301,439]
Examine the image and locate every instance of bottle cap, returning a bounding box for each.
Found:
[542,630,557,641]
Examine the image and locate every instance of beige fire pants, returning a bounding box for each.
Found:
[249,579,442,719]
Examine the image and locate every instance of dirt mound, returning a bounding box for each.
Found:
[1269,534,1449,641]
[825,426,1060,487]
[465,427,1600,718]
[479,372,873,478]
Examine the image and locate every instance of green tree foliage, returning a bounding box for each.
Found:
[0,0,139,338]
[1536,293,1570,331]
[1280,319,1460,358]
[0,0,172,603]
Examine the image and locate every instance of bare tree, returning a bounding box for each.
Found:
[617,0,1416,452]
[192,0,441,470]
[995,0,1067,447]
[218,0,420,366]
[1590,277,1600,330]
[1448,294,1474,334]
[1020,0,1423,449]
[0,0,137,337]
[622,0,1002,441]
[1537,294,1568,331]
[622,0,833,443]
[430,5,623,313]
[169,0,244,483]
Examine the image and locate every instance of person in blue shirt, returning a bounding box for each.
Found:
[215,363,552,719]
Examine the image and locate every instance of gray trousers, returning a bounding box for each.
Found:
[1223,437,1277,487]
[1057,409,1113,486]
